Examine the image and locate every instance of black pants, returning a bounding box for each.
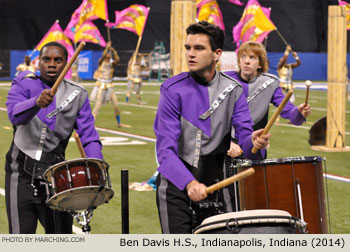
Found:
[156,155,239,234]
[5,144,72,234]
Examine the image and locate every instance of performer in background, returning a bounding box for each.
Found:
[225,41,310,158]
[5,42,103,234]
[126,53,142,105]
[277,44,301,103]
[15,55,36,76]
[154,21,271,234]
[91,42,122,127]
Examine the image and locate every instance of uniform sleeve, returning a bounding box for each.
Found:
[75,97,103,159]
[232,93,265,159]
[6,77,41,125]
[154,86,195,190]
[271,87,305,125]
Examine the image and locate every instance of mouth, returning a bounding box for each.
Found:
[188,60,196,65]
[46,71,57,78]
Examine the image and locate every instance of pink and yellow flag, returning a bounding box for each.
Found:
[197,0,225,31]
[64,0,108,40]
[228,0,244,6]
[339,0,350,30]
[107,4,150,37]
[35,21,75,78]
[74,21,106,47]
[232,0,276,48]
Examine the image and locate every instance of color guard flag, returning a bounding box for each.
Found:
[64,0,108,40]
[74,21,107,47]
[107,4,150,37]
[339,0,350,30]
[228,0,244,6]
[197,0,225,31]
[232,0,276,48]
[35,20,75,78]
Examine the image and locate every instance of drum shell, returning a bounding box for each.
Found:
[43,158,114,211]
[236,156,327,234]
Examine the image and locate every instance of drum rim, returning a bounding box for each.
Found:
[43,158,109,182]
[47,185,114,211]
[232,156,323,168]
[193,214,303,234]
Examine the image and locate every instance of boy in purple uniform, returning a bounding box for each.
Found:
[225,41,311,158]
[5,42,102,234]
[154,22,271,233]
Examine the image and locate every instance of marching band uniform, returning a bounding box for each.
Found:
[5,71,102,233]
[154,71,265,233]
[225,71,305,130]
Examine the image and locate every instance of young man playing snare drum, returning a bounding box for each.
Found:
[5,42,102,234]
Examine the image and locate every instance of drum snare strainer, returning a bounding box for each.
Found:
[43,158,114,212]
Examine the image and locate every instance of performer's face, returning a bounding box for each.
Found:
[238,50,260,81]
[39,46,67,85]
[185,33,221,79]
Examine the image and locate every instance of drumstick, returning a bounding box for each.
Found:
[73,132,86,158]
[50,42,86,96]
[205,168,255,194]
[251,89,294,154]
[304,80,312,105]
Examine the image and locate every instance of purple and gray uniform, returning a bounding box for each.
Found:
[225,71,305,130]
[154,71,264,233]
[5,71,102,234]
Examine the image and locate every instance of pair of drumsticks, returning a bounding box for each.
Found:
[209,80,312,193]
[251,80,312,153]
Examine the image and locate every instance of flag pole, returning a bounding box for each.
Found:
[275,29,289,47]
[106,20,111,42]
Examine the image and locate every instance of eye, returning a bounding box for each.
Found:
[55,58,63,63]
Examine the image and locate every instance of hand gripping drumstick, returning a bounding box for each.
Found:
[50,42,86,96]
[251,89,294,154]
[304,80,312,105]
[73,132,86,158]
[205,168,255,194]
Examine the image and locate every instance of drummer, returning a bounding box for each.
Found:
[5,41,103,234]
[224,41,311,158]
[154,21,271,234]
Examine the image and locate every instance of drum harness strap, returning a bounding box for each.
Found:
[246,78,275,103]
[192,84,236,168]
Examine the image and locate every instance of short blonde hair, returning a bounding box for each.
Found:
[237,41,269,75]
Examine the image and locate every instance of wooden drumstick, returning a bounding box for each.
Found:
[50,42,86,96]
[304,80,312,105]
[251,89,294,154]
[73,132,86,158]
[205,168,255,194]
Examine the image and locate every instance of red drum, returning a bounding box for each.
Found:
[193,209,304,234]
[43,158,114,211]
[233,156,328,234]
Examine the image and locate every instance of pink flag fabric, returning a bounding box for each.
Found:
[35,21,75,78]
[228,0,244,6]
[196,0,225,31]
[74,21,106,47]
[232,0,276,48]
[64,0,108,40]
[107,4,150,37]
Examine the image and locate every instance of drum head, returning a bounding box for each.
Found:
[47,186,114,211]
[193,209,303,234]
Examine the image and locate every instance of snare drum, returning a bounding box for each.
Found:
[193,209,304,234]
[233,156,328,234]
[43,158,114,211]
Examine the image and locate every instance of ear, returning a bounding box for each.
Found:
[214,49,223,61]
